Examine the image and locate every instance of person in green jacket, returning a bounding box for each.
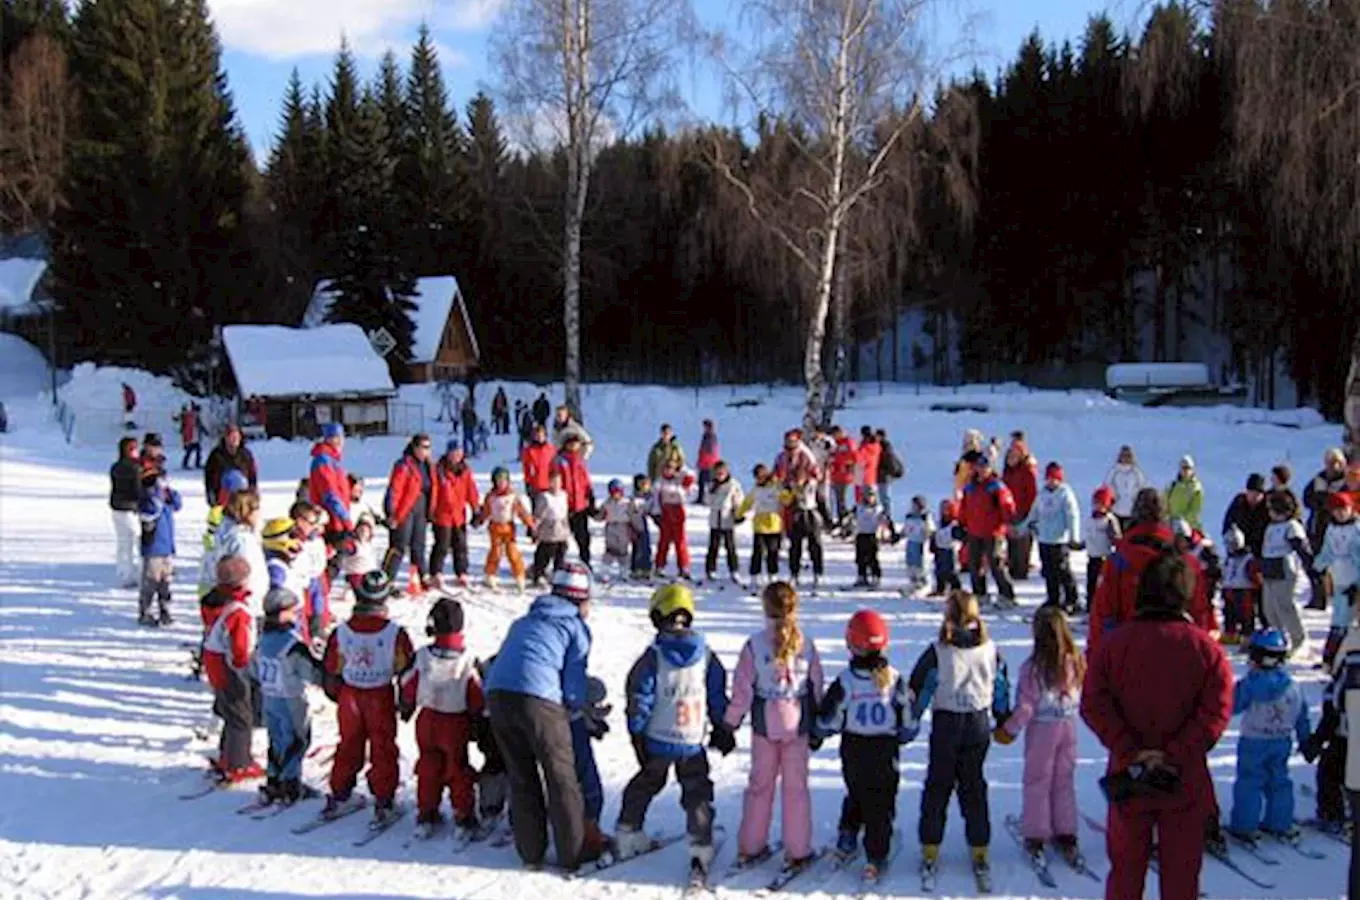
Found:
[1166,455,1204,530]
[647,424,686,483]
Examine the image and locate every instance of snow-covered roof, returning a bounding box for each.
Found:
[302,276,477,364]
[222,324,395,399]
[0,258,49,316]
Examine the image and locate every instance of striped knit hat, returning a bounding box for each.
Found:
[551,563,592,604]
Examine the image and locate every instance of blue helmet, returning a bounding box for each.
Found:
[221,469,249,494]
[1248,629,1289,667]
[608,478,624,494]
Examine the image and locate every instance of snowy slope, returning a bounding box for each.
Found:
[0,376,1348,900]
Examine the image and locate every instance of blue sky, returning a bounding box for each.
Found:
[216,0,1141,158]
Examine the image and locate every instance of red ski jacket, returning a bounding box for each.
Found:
[385,454,430,527]
[959,475,1017,539]
[308,442,351,535]
[1089,522,1216,654]
[431,462,479,528]
[829,438,858,486]
[201,585,253,691]
[856,441,882,487]
[521,441,558,492]
[1003,457,1039,520]
[322,613,415,701]
[1081,611,1233,817]
[554,449,593,514]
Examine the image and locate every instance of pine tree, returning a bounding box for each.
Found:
[265,68,326,315]
[52,0,250,367]
[403,24,466,273]
[323,89,417,371]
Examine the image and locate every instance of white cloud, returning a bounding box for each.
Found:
[209,0,497,59]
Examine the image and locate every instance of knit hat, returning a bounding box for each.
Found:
[221,469,249,494]
[321,423,345,441]
[1180,455,1195,470]
[1246,473,1266,492]
[354,570,392,610]
[216,555,250,589]
[1044,462,1064,482]
[426,596,465,637]
[551,562,592,604]
[262,586,300,618]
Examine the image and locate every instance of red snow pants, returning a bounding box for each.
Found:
[1104,802,1206,900]
[655,505,689,571]
[331,684,399,803]
[415,708,476,819]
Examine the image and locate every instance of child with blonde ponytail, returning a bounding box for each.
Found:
[908,590,1011,890]
[724,581,825,873]
[815,609,914,884]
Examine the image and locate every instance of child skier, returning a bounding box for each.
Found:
[1227,629,1312,846]
[201,555,263,782]
[931,500,961,596]
[724,581,825,872]
[572,676,611,859]
[908,590,1012,889]
[1314,492,1360,665]
[1026,463,1081,613]
[530,469,571,585]
[482,466,535,592]
[321,571,415,825]
[290,501,331,644]
[254,580,323,804]
[137,463,182,626]
[738,464,784,590]
[262,516,307,606]
[1085,487,1121,611]
[473,655,508,825]
[652,460,697,580]
[398,596,485,838]
[629,475,655,581]
[197,505,226,601]
[900,495,934,595]
[615,584,732,883]
[781,472,825,591]
[1260,492,1314,656]
[815,609,913,884]
[704,461,745,585]
[852,485,888,588]
[993,606,1085,869]
[341,513,380,594]
[1220,525,1262,645]
[597,479,634,579]
[1302,609,1358,839]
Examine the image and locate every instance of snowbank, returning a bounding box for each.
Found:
[0,332,50,399]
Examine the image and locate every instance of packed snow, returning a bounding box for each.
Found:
[221,324,396,398]
[0,366,1349,899]
[0,257,47,313]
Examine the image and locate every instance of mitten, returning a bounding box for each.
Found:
[708,725,736,757]
[1070,540,1085,552]
[897,722,920,745]
[808,734,824,752]
[1301,733,1324,764]
[991,726,1015,745]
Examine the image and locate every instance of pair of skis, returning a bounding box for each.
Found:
[289,795,407,847]
[1082,812,1277,891]
[1002,814,1101,888]
[1228,829,1327,862]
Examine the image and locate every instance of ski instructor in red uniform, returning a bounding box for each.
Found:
[1081,552,1233,900]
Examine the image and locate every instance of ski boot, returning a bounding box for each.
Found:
[1024,837,1045,866]
[415,808,445,839]
[484,574,500,591]
[679,570,693,583]
[322,792,358,820]
[970,846,992,892]
[688,840,715,887]
[514,576,526,594]
[613,824,653,860]
[407,566,426,600]
[1265,824,1303,846]
[279,779,319,804]
[372,798,399,827]
[1054,834,1084,868]
[919,844,940,889]
[1205,819,1229,858]
[426,573,444,593]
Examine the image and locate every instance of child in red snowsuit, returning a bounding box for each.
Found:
[399,596,485,833]
[650,461,696,578]
[201,555,263,782]
[322,570,414,824]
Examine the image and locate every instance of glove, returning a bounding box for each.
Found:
[585,715,610,740]
[1301,733,1324,764]
[897,722,920,745]
[1069,540,1085,552]
[808,735,824,752]
[992,726,1015,746]
[631,733,649,767]
[472,513,486,528]
[398,701,415,723]
[734,516,747,526]
[951,524,966,541]
[708,725,736,757]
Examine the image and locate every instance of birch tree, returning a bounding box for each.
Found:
[711,0,973,428]
[490,0,688,419]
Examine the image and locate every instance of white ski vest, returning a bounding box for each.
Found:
[1321,521,1360,591]
[751,631,812,701]
[832,668,901,737]
[336,621,399,689]
[645,645,709,746]
[901,514,930,547]
[1221,551,1259,591]
[414,646,476,714]
[1262,519,1308,579]
[931,640,996,714]
[1085,514,1118,559]
[203,600,253,663]
[256,635,309,700]
[486,490,527,526]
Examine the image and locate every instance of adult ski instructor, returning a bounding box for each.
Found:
[308,423,352,548]
[486,563,603,872]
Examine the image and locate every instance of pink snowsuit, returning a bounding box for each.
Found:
[1002,657,1080,842]
[724,623,825,860]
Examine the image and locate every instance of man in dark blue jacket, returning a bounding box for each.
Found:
[137,464,181,625]
[486,563,596,871]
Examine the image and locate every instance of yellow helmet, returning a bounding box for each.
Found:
[262,517,299,555]
[206,505,224,529]
[649,583,695,629]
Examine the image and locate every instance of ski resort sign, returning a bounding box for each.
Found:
[368,327,397,358]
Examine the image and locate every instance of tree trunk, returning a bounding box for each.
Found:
[804,215,841,431]
[1346,332,1360,454]
[563,150,588,420]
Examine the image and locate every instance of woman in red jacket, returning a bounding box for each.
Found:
[554,434,595,567]
[1081,553,1233,900]
[430,443,480,590]
[384,434,435,597]
[1002,433,1038,580]
[520,424,558,509]
[828,428,858,530]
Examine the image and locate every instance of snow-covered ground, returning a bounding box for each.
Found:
[0,345,1348,899]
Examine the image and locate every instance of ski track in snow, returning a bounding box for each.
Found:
[0,371,1348,899]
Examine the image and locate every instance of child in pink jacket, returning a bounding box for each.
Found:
[723,580,825,870]
[994,605,1085,868]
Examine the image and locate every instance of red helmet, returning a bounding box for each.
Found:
[846,609,889,654]
[1328,492,1355,514]
[1092,485,1115,511]
[940,498,959,520]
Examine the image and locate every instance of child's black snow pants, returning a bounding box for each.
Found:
[919,709,991,848]
[840,734,899,863]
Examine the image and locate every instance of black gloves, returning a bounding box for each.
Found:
[584,714,610,740]
[808,734,824,752]
[398,701,415,723]
[708,725,736,757]
[1301,734,1324,764]
[1069,540,1085,552]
